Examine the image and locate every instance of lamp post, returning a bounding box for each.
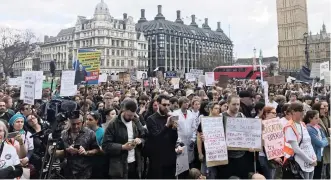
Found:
[303,32,309,68]
[253,47,257,71]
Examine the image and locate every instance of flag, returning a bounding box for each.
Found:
[153,67,159,72]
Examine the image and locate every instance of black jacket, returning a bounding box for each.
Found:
[102,114,146,178]
[145,112,178,166]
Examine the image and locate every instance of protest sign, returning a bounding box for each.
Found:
[98,74,107,83]
[171,78,180,89]
[23,72,36,105]
[205,72,214,86]
[175,146,189,176]
[226,117,262,151]
[20,71,43,100]
[185,73,195,82]
[60,71,77,97]
[201,117,228,167]
[190,69,204,79]
[262,118,284,160]
[76,49,101,84]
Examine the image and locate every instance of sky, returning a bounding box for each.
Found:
[0,0,330,58]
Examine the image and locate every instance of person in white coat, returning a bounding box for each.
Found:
[173,97,197,178]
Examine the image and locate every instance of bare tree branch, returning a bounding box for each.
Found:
[0,27,36,76]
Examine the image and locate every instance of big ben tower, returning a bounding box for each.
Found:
[276,0,309,71]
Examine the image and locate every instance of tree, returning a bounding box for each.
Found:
[0,27,36,76]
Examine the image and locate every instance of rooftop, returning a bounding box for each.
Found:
[135,5,232,45]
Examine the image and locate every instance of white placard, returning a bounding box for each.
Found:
[226,117,262,150]
[136,71,148,80]
[60,71,77,96]
[205,72,214,86]
[263,81,269,105]
[324,71,330,86]
[320,61,329,80]
[8,78,19,86]
[23,73,36,105]
[98,74,107,83]
[171,78,180,89]
[310,63,320,78]
[201,117,228,166]
[262,118,284,160]
[20,71,43,100]
[190,69,204,78]
[175,146,189,176]
[185,73,195,82]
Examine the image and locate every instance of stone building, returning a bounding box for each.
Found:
[308,23,330,64]
[40,0,147,76]
[276,0,309,72]
[135,5,233,73]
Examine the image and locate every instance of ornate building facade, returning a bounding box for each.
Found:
[135,5,233,73]
[40,0,147,75]
[277,0,309,72]
[308,23,330,64]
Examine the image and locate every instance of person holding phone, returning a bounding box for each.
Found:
[146,95,178,179]
[102,99,146,179]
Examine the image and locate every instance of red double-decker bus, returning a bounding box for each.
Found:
[213,65,268,80]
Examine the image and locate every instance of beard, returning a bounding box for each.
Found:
[159,108,168,116]
[0,109,5,114]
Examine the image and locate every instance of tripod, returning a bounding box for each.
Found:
[39,133,64,179]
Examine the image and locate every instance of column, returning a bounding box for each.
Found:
[165,34,167,71]
[155,35,158,70]
[178,37,181,71]
[174,37,177,71]
[169,36,172,71]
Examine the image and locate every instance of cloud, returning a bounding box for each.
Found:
[0,0,329,59]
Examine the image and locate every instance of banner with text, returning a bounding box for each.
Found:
[226,117,262,151]
[76,49,101,85]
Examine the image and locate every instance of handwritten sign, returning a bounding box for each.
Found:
[175,146,189,176]
[226,117,262,151]
[201,117,228,167]
[205,72,214,86]
[295,125,317,172]
[262,118,284,160]
[23,73,36,105]
[185,73,195,82]
[60,71,77,96]
[20,71,43,100]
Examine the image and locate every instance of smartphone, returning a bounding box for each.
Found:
[73,144,80,149]
[7,132,19,139]
[171,116,179,122]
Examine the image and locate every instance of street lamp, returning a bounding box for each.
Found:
[303,32,309,68]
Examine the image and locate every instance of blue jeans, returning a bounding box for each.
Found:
[201,158,218,179]
[258,156,276,179]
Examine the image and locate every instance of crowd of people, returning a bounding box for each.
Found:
[0,78,329,179]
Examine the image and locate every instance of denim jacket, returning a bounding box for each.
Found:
[306,124,329,161]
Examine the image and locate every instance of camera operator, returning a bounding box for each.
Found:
[0,121,23,179]
[54,114,100,179]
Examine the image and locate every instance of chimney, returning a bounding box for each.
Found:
[203,18,211,30]
[190,15,198,28]
[154,5,165,20]
[216,21,223,33]
[175,10,184,24]
[44,35,49,42]
[138,9,147,23]
[123,13,127,19]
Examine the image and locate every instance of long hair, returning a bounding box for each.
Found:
[303,110,319,124]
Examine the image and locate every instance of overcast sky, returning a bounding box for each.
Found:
[0,0,330,58]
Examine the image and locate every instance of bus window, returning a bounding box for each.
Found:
[233,68,238,72]
[239,68,245,72]
[226,68,232,72]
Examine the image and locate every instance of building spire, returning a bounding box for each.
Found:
[322,22,326,32]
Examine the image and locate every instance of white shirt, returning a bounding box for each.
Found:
[280,117,289,128]
[0,142,20,169]
[121,117,135,163]
[267,101,278,109]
